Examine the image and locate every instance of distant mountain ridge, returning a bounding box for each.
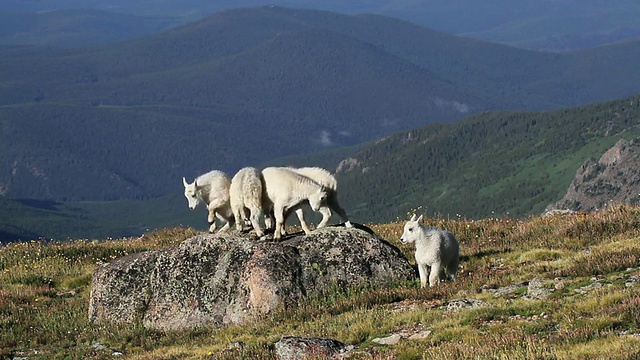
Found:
[0,9,178,48]
[2,1,639,51]
[1,6,640,205]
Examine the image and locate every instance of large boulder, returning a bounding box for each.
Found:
[88,226,415,331]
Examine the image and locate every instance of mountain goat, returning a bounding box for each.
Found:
[261,167,329,240]
[291,167,353,229]
[229,167,266,237]
[182,170,234,233]
[400,214,459,288]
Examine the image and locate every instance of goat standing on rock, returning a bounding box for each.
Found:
[182,170,234,233]
[400,214,459,288]
[262,167,329,240]
[229,167,266,237]
[290,167,353,229]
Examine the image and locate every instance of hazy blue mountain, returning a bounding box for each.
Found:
[0,9,179,47]
[1,1,638,51]
[2,7,640,205]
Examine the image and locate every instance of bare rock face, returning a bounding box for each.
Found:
[547,138,640,212]
[335,157,361,174]
[88,226,414,331]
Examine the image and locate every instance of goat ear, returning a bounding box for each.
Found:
[410,214,417,222]
[182,177,188,187]
[417,214,423,223]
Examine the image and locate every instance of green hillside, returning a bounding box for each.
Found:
[0,195,204,242]
[335,94,640,222]
[0,197,97,242]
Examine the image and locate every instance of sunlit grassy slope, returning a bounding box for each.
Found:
[1,206,640,359]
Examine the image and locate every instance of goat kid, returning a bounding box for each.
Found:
[400,214,459,287]
[182,170,234,233]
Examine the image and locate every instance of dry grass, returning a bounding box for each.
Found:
[2,207,640,359]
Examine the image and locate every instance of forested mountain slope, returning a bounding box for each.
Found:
[333,94,640,222]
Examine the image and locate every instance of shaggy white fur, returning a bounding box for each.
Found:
[401,214,459,287]
[261,167,328,240]
[182,170,234,233]
[290,167,353,229]
[229,167,266,237]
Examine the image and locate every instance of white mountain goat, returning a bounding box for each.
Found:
[261,167,329,240]
[400,214,460,288]
[290,167,353,229]
[182,170,234,233]
[229,167,266,237]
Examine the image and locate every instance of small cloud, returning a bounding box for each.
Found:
[381,117,399,127]
[452,101,470,113]
[434,97,470,113]
[318,130,334,146]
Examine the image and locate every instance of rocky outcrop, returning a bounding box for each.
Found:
[335,157,361,174]
[275,337,354,360]
[547,138,640,212]
[88,226,414,331]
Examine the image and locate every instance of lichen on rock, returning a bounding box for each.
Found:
[89,225,415,331]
